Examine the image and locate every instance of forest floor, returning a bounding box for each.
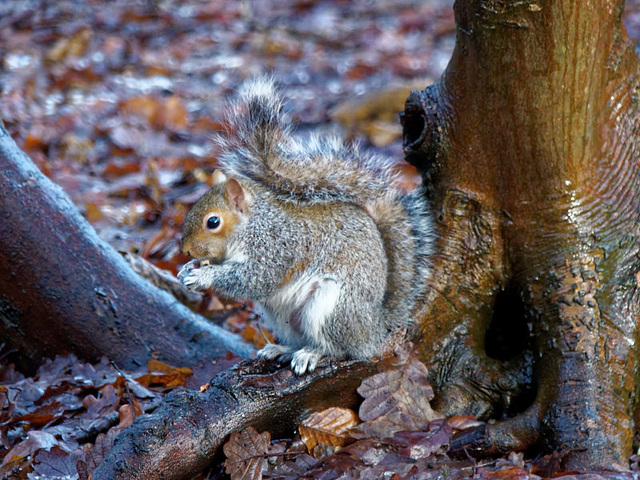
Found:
[2,0,640,478]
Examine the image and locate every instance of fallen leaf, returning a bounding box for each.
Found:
[298,407,359,453]
[46,28,93,62]
[1,430,58,470]
[223,427,271,480]
[389,419,452,459]
[330,80,431,145]
[268,453,317,480]
[8,400,66,428]
[77,429,119,478]
[117,402,142,429]
[484,466,531,479]
[85,203,104,222]
[447,414,483,433]
[135,360,193,388]
[32,446,81,478]
[352,343,443,440]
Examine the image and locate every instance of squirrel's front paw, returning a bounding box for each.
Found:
[177,260,209,291]
[291,348,323,376]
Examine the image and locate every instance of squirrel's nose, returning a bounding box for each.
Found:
[179,239,189,257]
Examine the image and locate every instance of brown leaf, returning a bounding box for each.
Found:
[388,419,452,459]
[78,428,119,477]
[83,384,119,419]
[158,96,188,131]
[330,81,430,144]
[223,426,271,480]
[1,431,58,468]
[120,95,188,131]
[32,446,81,478]
[268,453,317,480]
[484,467,531,479]
[120,95,160,125]
[117,401,142,429]
[46,28,93,62]
[134,360,193,388]
[447,414,483,433]
[8,401,66,427]
[352,343,442,440]
[85,202,104,222]
[298,407,359,453]
[241,323,272,349]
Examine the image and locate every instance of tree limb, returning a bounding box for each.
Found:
[0,122,255,372]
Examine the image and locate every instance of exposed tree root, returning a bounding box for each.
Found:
[92,358,377,480]
[450,406,542,458]
[0,123,254,372]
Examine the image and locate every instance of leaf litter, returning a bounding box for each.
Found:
[222,344,640,480]
[2,0,640,478]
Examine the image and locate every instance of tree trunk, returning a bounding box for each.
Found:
[402,0,640,469]
[2,0,638,474]
[0,123,254,371]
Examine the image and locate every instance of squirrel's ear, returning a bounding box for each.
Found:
[211,170,227,186]
[225,178,249,213]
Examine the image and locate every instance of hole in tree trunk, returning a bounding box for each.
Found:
[485,286,537,415]
[401,105,427,150]
[484,286,531,361]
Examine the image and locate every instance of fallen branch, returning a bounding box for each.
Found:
[92,358,377,480]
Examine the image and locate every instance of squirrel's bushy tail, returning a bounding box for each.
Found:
[368,188,433,329]
[217,77,394,206]
[219,77,433,326]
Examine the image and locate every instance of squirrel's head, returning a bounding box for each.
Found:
[180,170,250,263]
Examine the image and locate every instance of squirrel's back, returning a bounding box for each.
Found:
[217,77,433,330]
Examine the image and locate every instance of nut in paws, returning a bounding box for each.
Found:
[178,260,206,291]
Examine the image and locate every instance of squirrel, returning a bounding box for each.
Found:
[178,77,433,375]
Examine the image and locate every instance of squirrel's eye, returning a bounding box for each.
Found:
[205,215,222,231]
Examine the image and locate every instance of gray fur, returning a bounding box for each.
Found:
[179,77,434,375]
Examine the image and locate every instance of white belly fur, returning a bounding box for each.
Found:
[256,273,341,350]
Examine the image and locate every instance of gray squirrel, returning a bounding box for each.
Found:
[178,77,433,375]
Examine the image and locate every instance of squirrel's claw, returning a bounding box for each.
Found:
[291,348,322,376]
[177,260,210,291]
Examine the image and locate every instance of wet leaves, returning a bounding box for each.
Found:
[352,343,443,440]
[2,0,640,478]
[222,345,453,479]
[298,407,359,452]
[224,427,271,480]
[0,353,222,479]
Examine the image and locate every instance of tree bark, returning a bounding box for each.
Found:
[2,0,638,474]
[402,0,640,469]
[0,123,255,372]
[92,359,377,480]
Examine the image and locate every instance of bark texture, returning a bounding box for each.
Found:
[2,0,639,475]
[92,359,377,480]
[402,0,640,469]
[0,123,255,371]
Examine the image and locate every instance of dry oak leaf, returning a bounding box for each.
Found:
[223,426,271,480]
[299,407,359,453]
[352,344,443,440]
[134,359,193,388]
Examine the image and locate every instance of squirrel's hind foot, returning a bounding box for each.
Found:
[291,348,323,376]
[257,343,294,361]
